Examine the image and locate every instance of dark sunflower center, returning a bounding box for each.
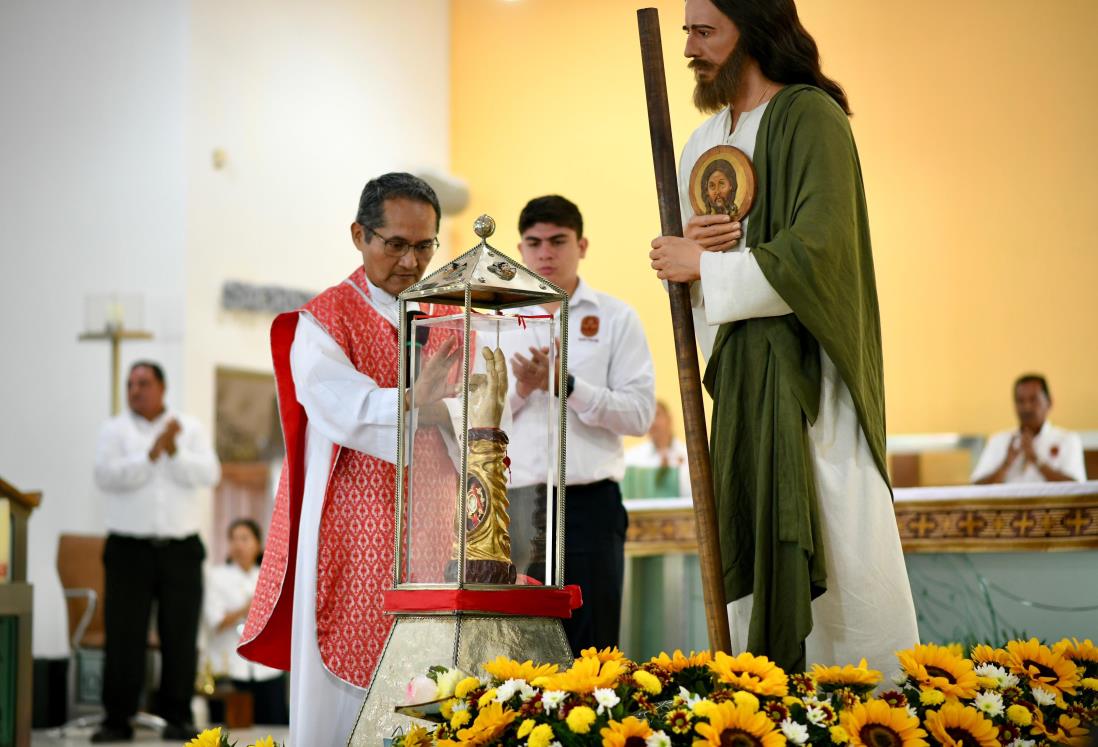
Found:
[924,665,957,683]
[860,724,902,747]
[1022,659,1059,680]
[625,738,647,747]
[720,729,763,747]
[945,727,981,747]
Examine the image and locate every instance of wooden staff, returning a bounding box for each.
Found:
[636,7,731,653]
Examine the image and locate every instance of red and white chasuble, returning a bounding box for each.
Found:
[238,266,458,690]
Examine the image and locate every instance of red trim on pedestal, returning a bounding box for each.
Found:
[383,586,582,618]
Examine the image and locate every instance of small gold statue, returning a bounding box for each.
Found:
[446,346,516,584]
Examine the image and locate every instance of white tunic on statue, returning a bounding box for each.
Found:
[679,100,919,674]
[287,280,414,746]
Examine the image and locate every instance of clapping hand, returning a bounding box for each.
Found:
[148,419,181,461]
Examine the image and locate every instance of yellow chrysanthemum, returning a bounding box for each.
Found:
[186,728,224,747]
[649,650,714,673]
[582,646,628,663]
[732,691,760,713]
[1004,638,1080,698]
[969,644,1009,667]
[534,656,625,694]
[1082,677,1098,691]
[566,705,598,734]
[812,658,883,690]
[1006,704,1033,727]
[601,716,654,747]
[450,702,517,747]
[693,701,784,747]
[830,726,851,744]
[455,676,482,699]
[707,651,788,696]
[840,700,928,747]
[896,643,979,701]
[483,655,559,683]
[517,719,536,739]
[924,702,998,747]
[451,709,472,729]
[250,738,277,747]
[919,689,946,706]
[528,723,555,747]
[477,689,497,708]
[692,699,718,719]
[633,669,663,696]
[402,725,433,747]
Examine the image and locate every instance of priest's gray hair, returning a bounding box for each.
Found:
[355,172,441,232]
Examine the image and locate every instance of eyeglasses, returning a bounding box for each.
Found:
[363,225,439,259]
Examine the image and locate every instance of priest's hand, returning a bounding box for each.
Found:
[684,214,742,252]
[407,337,460,409]
[469,347,508,428]
[650,236,703,283]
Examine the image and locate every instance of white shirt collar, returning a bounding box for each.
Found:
[129,407,172,429]
[568,277,599,310]
[365,276,397,307]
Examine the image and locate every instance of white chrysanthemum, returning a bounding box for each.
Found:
[646,730,671,747]
[451,700,467,713]
[677,686,702,707]
[805,706,828,727]
[1001,672,1020,689]
[803,694,831,707]
[549,742,563,747]
[974,663,1020,690]
[594,687,621,714]
[1006,740,1036,747]
[891,669,909,686]
[973,691,1004,718]
[494,679,522,702]
[541,690,567,713]
[518,681,537,701]
[1031,687,1056,706]
[779,719,809,745]
[906,706,918,720]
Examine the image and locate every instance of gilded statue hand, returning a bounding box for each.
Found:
[469,346,507,428]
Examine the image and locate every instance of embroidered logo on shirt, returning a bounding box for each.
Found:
[581,315,600,337]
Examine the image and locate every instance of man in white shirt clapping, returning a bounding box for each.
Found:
[972,374,1086,484]
[92,361,221,742]
[506,195,656,656]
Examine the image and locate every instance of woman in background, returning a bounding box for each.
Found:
[204,519,288,724]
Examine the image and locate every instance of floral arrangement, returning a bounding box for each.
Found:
[392,638,1097,747]
[183,727,281,747]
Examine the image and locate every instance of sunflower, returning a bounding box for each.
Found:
[583,646,628,663]
[650,650,714,673]
[693,702,785,747]
[970,645,1010,668]
[534,656,626,694]
[707,651,789,697]
[601,716,654,747]
[449,702,517,747]
[813,659,883,692]
[1054,638,1098,678]
[1004,638,1080,699]
[896,644,979,701]
[1030,711,1090,746]
[483,655,558,683]
[923,702,998,747]
[839,700,927,747]
[186,728,227,747]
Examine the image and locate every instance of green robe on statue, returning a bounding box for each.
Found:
[702,84,890,672]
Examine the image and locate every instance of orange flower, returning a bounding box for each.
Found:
[649,650,714,673]
[1004,638,1079,699]
[840,700,927,747]
[707,651,788,697]
[896,644,979,701]
[600,717,653,747]
[693,702,784,747]
[923,703,998,747]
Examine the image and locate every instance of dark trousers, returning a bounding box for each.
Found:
[102,533,204,728]
[509,480,628,657]
[233,675,289,725]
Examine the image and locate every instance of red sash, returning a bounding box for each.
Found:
[238,266,459,688]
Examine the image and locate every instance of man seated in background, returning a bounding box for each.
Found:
[972,373,1086,484]
[623,400,692,499]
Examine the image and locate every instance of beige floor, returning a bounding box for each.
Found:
[32,726,292,746]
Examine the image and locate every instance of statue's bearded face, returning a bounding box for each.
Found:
[684,0,748,114]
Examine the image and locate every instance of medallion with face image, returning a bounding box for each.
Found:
[688,144,757,221]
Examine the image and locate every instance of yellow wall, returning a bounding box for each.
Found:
[451,0,1098,436]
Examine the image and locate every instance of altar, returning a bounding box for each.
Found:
[621,481,1098,659]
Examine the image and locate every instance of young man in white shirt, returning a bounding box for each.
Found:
[507,195,656,655]
[972,374,1086,484]
[92,361,221,742]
